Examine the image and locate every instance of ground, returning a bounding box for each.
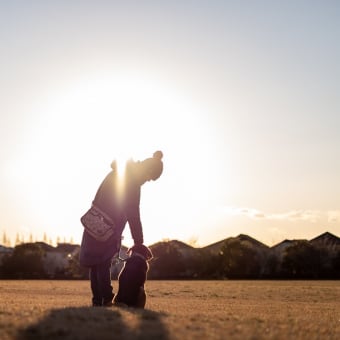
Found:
[0,280,339,339]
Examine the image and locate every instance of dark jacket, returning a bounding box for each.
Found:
[80,163,144,267]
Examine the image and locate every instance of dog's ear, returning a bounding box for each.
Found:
[144,247,153,261]
[127,244,153,261]
[138,244,153,261]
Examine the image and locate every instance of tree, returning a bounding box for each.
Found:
[281,241,324,278]
[190,249,223,279]
[219,239,262,279]
[2,231,11,247]
[148,241,186,279]
[1,243,46,279]
[15,233,20,245]
[331,250,340,279]
[262,254,280,279]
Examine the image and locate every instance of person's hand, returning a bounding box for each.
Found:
[127,243,141,254]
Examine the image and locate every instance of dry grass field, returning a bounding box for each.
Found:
[0,280,339,340]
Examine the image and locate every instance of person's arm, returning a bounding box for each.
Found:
[125,185,144,245]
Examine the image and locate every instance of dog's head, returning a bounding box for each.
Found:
[127,244,153,261]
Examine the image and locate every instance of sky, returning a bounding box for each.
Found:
[0,1,339,248]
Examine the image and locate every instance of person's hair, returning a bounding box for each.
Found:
[142,150,163,180]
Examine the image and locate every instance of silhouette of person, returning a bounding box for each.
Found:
[79,151,164,306]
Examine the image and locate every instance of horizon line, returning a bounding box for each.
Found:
[1,230,338,250]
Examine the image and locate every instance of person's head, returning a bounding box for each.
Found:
[111,151,164,185]
[139,150,163,183]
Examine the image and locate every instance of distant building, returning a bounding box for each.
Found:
[0,245,13,265]
[309,232,340,253]
[270,239,306,260]
[34,242,80,278]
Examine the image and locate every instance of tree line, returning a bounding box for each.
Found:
[1,231,73,248]
[148,238,340,280]
[0,238,339,279]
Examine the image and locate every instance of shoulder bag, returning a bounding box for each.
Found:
[80,205,115,242]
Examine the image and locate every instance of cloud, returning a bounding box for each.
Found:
[328,211,340,223]
[270,210,321,223]
[223,207,264,219]
[223,206,340,223]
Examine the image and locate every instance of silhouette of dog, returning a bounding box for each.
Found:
[114,244,153,308]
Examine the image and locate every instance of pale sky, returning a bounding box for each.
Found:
[1,1,339,248]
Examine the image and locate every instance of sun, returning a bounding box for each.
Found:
[37,72,195,161]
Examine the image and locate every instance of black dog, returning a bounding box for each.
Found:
[114,244,153,308]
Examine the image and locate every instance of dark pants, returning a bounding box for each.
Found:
[90,257,114,306]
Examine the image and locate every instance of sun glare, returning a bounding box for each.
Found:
[5,71,217,244]
[115,158,127,178]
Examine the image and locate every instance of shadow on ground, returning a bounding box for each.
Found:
[18,307,169,340]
